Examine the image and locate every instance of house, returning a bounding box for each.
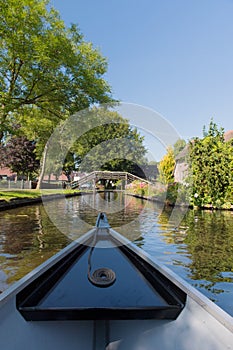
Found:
[42,173,70,182]
[0,166,70,183]
[224,130,233,142]
[0,167,17,181]
[174,144,189,183]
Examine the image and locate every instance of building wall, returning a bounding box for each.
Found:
[174,161,188,183]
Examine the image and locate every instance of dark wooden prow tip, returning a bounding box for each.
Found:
[96,212,110,228]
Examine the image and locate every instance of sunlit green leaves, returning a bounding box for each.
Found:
[188,120,233,207]
[72,107,146,173]
[0,0,112,139]
[158,146,175,184]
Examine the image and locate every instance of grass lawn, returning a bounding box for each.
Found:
[0,189,79,201]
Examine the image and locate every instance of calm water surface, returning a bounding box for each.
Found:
[1,192,233,316]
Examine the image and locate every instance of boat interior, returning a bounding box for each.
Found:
[16,213,186,321]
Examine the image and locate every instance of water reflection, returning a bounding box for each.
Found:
[182,210,233,297]
[42,192,165,243]
[149,207,233,313]
[0,205,71,291]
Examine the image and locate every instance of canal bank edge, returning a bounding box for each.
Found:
[1,191,232,212]
[126,193,233,211]
[0,192,86,211]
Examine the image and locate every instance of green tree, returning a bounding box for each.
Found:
[0,0,112,140]
[24,107,147,184]
[0,0,113,187]
[62,151,75,182]
[1,136,39,180]
[72,107,147,173]
[173,139,186,158]
[188,120,233,207]
[158,146,175,184]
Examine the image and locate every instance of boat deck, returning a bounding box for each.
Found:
[16,230,186,321]
[39,242,166,308]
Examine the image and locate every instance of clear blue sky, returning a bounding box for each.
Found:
[51,0,233,143]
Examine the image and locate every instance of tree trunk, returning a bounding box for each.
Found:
[36,141,49,190]
[0,131,4,145]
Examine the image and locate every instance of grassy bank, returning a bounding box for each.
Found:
[0,189,79,202]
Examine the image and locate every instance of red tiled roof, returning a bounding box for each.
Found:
[43,173,68,181]
[0,167,16,176]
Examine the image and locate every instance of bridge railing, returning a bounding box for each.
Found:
[70,171,151,189]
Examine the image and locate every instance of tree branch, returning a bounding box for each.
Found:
[8,57,24,96]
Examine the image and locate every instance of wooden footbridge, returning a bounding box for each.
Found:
[70,171,151,189]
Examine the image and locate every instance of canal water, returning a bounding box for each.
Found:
[1,192,233,317]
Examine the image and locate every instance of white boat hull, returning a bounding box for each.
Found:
[1,292,233,349]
